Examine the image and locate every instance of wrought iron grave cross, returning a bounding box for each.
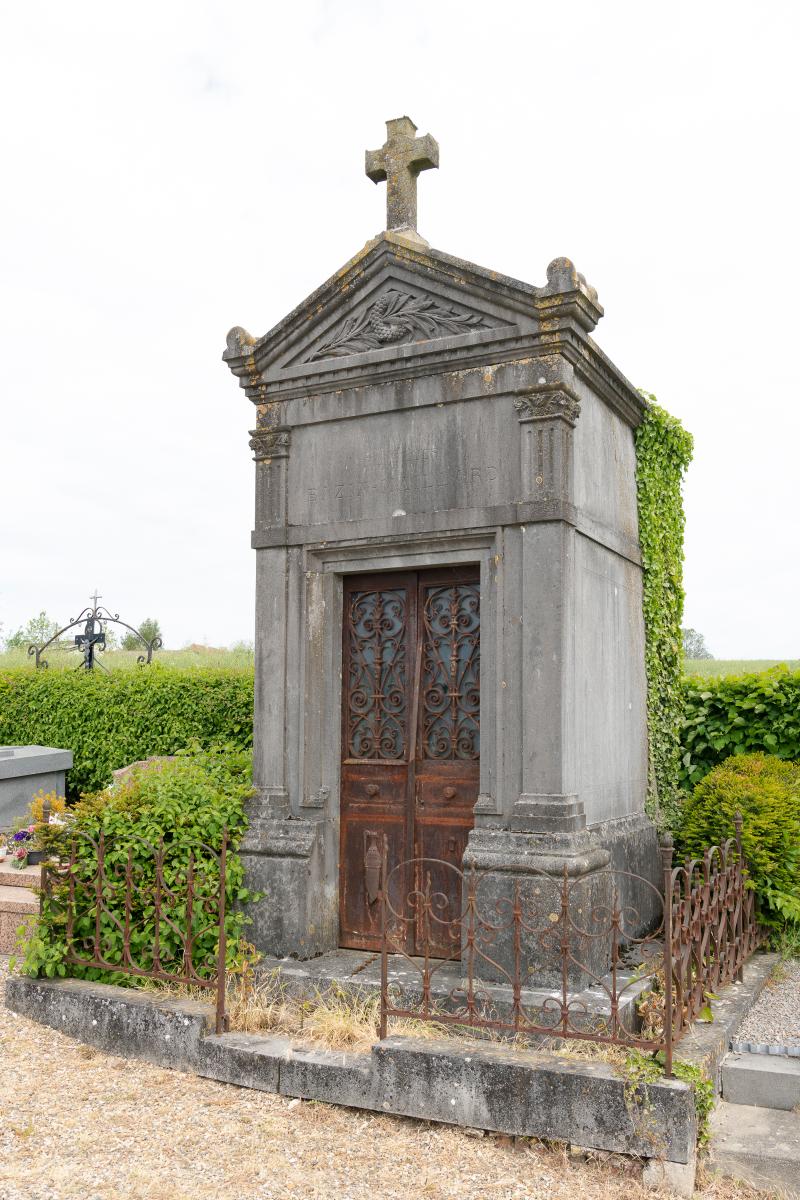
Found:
[365,116,439,234]
[74,589,106,670]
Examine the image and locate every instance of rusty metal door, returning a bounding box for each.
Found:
[339,567,480,955]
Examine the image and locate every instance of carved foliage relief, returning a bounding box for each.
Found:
[306,288,495,362]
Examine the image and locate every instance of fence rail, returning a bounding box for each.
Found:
[379,813,765,1076]
[40,829,229,1034]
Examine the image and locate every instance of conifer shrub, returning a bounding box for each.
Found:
[678,753,800,927]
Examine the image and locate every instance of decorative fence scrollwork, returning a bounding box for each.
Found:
[379,813,766,1077]
[40,829,229,1034]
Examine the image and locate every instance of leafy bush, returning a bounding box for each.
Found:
[681,667,800,790]
[677,753,800,927]
[635,395,694,826]
[17,747,256,981]
[0,666,254,797]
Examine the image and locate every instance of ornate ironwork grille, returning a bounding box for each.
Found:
[345,588,408,760]
[420,583,480,760]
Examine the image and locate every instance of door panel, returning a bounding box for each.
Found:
[340,568,479,956]
[339,763,409,951]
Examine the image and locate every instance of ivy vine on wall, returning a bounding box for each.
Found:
[635,393,694,827]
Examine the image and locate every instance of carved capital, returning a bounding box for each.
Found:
[249,426,291,462]
[513,384,581,426]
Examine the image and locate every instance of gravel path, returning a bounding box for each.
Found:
[735,960,800,1050]
[0,958,767,1200]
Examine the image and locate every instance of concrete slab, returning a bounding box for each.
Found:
[709,1101,800,1197]
[0,885,38,912]
[722,1052,800,1111]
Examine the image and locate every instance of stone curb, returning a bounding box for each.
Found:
[721,1052,800,1111]
[730,1039,800,1058]
[5,973,697,1171]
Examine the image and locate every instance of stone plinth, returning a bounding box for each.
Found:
[0,746,72,832]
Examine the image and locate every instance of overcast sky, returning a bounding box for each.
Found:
[1,1,797,657]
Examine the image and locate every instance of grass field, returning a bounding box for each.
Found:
[684,658,799,677]
[0,646,255,671]
[0,648,795,677]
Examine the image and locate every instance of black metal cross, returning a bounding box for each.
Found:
[75,589,106,670]
[365,116,439,234]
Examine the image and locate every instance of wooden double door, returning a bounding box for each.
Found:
[339,567,480,955]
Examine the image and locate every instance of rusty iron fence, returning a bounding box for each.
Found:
[40,829,229,1034]
[379,813,765,1076]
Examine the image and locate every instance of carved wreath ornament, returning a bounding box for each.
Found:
[306,288,493,361]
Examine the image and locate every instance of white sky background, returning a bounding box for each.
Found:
[1,1,797,657]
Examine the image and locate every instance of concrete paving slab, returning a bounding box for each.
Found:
[0,885,38,912]
[722,1052,800,1111]
[709,1101,800,1197]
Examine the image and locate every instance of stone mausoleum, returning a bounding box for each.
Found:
[223,117,659,980]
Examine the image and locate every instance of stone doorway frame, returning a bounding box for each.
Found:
[299,530,502,947]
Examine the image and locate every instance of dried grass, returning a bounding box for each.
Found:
[226,972,448,1051]
[0,957,775,1200]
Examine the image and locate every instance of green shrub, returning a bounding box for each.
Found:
[677,753,800,927]
[16,746,256,982]
[0,666,254,797]
[635,395,694,826]
[681,667,800,789]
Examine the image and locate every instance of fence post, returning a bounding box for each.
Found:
[734,810,745,983]
[215,828,228,1036]
[379,835,388,1040]
[660,833,674,1079]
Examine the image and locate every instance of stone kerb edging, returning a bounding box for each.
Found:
[731,1039,800,1058]
[4,973,696,1169]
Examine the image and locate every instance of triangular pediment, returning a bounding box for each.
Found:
[223,232,604,401]
[224,233,551,398]
[299,282,503,364]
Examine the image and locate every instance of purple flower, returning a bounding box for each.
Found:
[12,830,32,842]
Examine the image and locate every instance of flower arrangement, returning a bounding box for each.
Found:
[9,826,37,869]
[0,792,71,868]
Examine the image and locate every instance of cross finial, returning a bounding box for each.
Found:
[90,588,102,611]
[365,116,439,235]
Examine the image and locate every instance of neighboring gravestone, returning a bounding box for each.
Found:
[0,746,73,831]
[223,116,659,984]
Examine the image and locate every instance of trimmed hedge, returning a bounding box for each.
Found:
[0,667,254,797]
[681,668,800,791]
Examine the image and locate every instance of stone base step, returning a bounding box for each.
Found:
[0,883,38,953]
[709,1101,800,1197]
[0,864,42,889]
[723,1051,800,1111]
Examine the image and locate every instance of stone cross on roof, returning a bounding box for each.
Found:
[365,116,439,236]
